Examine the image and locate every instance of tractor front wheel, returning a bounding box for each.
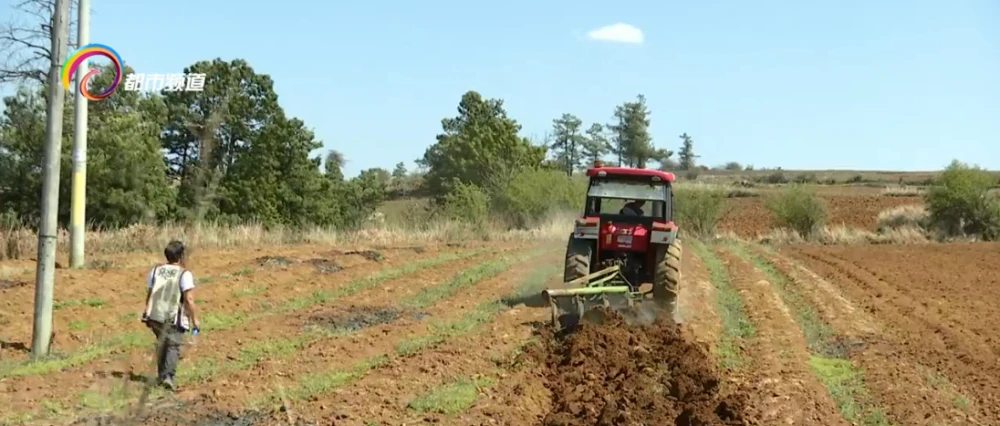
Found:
[652,239,682,318]
[564,235,592,283]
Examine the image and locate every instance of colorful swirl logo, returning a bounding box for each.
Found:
[60,43,124,101]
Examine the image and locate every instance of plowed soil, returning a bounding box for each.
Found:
[785,243,1000,424]
[533,307,752,426]
[714,249,848,425]
[4,237,1000,426]
[719,195,922,237]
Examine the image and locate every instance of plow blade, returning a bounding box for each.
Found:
[542,266,641,329]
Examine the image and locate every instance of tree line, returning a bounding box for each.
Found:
[1,57,700,231]
[0,60,388,230]
[544,95,700,175]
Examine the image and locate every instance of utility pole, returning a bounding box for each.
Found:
[31,0,72,358]
[69,0,91,269]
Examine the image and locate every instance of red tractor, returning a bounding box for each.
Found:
[542,164,682,327]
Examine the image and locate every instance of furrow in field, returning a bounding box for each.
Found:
[176,247,546,408]
[757,246,981,425]
[0,246,508,423]
[171,246,518,385]
[0,245,478,378]
[0,243,429,357]
[689,240,753,370]
[280,261,562,426]
[168,246,559,418]
[714,246,848,425]
[785,246,997,424]
[676,245,723,355]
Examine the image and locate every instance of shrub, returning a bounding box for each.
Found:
[724,161,742,171]
[759,172,787,184]
[765,185,827,237]
[438,181,491,227]
[875,204,929,233]
[924,160,1000,240]
[493,168,585,228]
[674,187,728,237]
[793,173,817,184]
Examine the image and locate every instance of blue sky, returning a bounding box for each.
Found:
[2,0,998,177]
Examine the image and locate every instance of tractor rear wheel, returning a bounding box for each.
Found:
[652,239,682,317]
[564,235,592,283]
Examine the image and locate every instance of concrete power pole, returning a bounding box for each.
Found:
[69,0,91,269]
[31,0,72,358]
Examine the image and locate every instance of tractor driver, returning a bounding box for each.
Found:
[620,200,645,216]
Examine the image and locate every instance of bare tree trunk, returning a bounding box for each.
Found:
[0,0,80,85]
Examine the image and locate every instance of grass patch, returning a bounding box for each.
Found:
[953,395,970,410]
[0,332,151,379]
[232,284,267,298]
[407,376,494,415]
[0,412,33,426]
[690,240,754,369]
[53,297,105,310]
[40,399,65,416]
[200,311,250,331]
[178,335,311,385]
[68,319,89,331]
[283,355,390,403]
[808,356,892,426]
[925,372,973,412]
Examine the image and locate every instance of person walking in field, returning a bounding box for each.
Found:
[141,240,200,391]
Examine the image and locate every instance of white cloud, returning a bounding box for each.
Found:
[586,23,644,44]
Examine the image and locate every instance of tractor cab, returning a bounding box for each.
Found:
[544,163,683,329]
[580,167,675,252]
[571,166,678,285]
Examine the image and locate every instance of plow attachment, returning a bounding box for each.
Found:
[542,265,644,329]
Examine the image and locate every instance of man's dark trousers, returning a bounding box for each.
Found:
[148,320,182,381]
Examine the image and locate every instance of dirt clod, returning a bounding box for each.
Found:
[307,258,342,274]
[344,249,384,262]
[532,307,753,426]
[256,256,298,268]
[308,305,425,332]
[816,334,867,358]
[0,278,27,290]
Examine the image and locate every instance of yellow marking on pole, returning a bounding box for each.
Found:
[71,170,86,226]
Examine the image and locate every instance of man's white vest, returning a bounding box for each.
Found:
[144,264,190,330]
